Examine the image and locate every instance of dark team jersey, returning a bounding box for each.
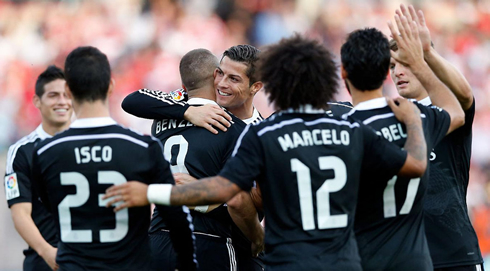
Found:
[122,88,190,120]
[149,98,246,238]
[31,118,196,271]
[219,106,408,268]
[4,125,58,253]
[344,97,450,271]
[327,101,353,117]
[421,98,483,267]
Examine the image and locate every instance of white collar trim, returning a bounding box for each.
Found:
[418,96,432,106]
[188,98,218,106]
[243,107,261,125]
[282,104,326,114]
[35,124,52,140]
[70,117,117,128]
[353,97,388,111]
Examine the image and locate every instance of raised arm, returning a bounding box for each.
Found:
[389,12,464,134]
[401,4,473,110]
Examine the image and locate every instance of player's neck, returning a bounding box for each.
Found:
[72,99,111,119]
[351,87,384,107]
[188,87,216,102]
[41,121,71,136]
[229,102,253,120]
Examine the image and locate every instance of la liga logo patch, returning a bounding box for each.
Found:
[5,173,20,200]
[169,89,186,101]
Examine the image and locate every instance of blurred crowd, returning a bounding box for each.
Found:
[1,0,490,260]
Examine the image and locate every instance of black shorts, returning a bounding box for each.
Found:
[23,249,52,271]
[149,230,237,271]
[435,264,484,271]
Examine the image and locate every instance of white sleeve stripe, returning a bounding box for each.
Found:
[37,134,149,155]
[138,89,186,106]
[5,132,39,174]
[257,117,360,137]
[231,124,251,157]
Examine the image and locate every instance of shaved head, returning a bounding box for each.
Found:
[179,49,219,91]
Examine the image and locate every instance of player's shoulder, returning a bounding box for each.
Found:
[327,101,354,117]
[6,129,42,174]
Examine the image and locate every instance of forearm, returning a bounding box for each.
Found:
[424,48,473,109]
[400,119,427,177]
[228,191,264,245]
[411,60,464,132]
[148,176,241,206]
[11,205,53,255]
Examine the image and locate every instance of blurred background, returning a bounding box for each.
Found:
[0,0,489,270]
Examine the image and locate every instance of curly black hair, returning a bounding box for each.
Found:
[258,34,338,110]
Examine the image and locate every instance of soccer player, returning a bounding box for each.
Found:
[5,65,71,271]
[340,21,464,270]
[31,46,196,271]
[147,48,262,271]
[122,45,267,271]
[105,35,429,271]
[390,5,483,271]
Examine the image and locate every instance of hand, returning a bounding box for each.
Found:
[184,104,232,134]
[103,181,150,212]
[39,246,58,271]
[397,4,432,52]
[173,173,197,185]
[387,97,422,126]
[388,13,424,67]
[250,185,263,211]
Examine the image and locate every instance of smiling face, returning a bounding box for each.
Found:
[214,56,255,111]
[34,79,73,128]
[389,58,426,99]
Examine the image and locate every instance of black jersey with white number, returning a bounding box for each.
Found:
[31,118,196,271]
[149,98,246,238]
[4,125,58,254]
[345,97,450,271]
[219,106,408,269]
[422,99,483,268]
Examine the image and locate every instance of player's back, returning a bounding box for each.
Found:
[149,101,246,237]
[32,119,189,271]
[230,109,407,270]
[346,98,450,271]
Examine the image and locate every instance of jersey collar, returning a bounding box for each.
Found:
[35,124,52,140]
[352,97,388,111]
[281,104,326,114]
[243,107,262,125]
[188,98,218,106]
[417,96,432,106]
[70,117,117,128]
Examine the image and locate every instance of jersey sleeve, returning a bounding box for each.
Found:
[148,138,197,270]
[121,88,190,120]
[418,103,451,147]
[219,125,264,192]
[5,146,33,207]
[361,124,408,179]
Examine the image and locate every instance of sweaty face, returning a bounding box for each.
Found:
[36,79,73,127]
[389,58,425,99]
[214,56,253,110]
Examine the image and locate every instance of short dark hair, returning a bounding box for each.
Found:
[258,35,338,110]
[35,65,65,97]
[64,46,111,102]
[179,49,218,91]
[222,45,260,85]
[341,28,390,91]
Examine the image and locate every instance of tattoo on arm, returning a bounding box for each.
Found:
[171,176,241,206]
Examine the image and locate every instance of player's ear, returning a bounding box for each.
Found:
[340,65,348,79]
[33,94,41,109]
[64,83,73,100]
[213,68,219,79]
[250,81,263,96]
[107,78,116,97]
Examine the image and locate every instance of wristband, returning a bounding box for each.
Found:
[147,184,172,205]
